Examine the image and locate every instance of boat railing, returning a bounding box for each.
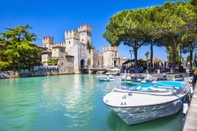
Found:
[158,82,189,93]
[114,82,190,96]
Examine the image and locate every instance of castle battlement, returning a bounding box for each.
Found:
[54,42,66,46]
[92,49,99,53]
[42,36,54,44]
[65,30,79,39]
[78,23,92,33]
[103,45,118,52]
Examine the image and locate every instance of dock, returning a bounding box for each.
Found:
[183,83,197,131]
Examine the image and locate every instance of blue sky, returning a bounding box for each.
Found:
[0,0,188,61]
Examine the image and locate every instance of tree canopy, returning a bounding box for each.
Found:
[0,25,41,71]
[103,9,147,66]
[103,0,197,73]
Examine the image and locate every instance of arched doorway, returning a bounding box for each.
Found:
[80,59,85,68]
[114,60,116,67]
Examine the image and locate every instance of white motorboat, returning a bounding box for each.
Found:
[95,75,118,81]
[103,79,192,125]
[95,68,126,81]
[95,74,126,81]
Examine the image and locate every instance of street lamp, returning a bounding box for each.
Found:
[129,50,133,60]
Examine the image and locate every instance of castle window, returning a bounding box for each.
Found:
[61,63,63,66]
[88,33,91,36]
[60,52,64,58]
[69,41,70,44]
[48,54,51,58]
[82,39,84,42]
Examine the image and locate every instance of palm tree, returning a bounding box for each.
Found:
[144,51,150,60]
[144,51,150,70]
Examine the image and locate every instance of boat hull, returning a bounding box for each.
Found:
[111,99,183,125]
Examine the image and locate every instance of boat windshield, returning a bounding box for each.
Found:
[120,81,186,93]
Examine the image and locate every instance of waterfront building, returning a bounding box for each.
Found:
[41,23,99,74]
[41,23,124,74]
[102,45,119,67]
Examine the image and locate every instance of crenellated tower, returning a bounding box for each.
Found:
[65,30,79,52]
[102,45,119,67]
[78,23,92,45]
[103,46,118,55]
[42,36,54,49]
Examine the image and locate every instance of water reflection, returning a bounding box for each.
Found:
[107,109,184,131]
[40,74,97,127]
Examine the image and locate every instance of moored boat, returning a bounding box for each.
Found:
[95,75,119,81]
[95,68,125,81]
[103,79,192,125]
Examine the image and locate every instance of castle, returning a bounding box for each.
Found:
[41,23,126,74]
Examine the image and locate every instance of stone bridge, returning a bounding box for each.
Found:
[80,67,109,74]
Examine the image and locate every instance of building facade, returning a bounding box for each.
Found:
[41,23,125,74]
[41,23,101,74]
[102,45,119,68]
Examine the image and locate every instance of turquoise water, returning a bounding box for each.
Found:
[0,74,184,131]
[122,80,186,89]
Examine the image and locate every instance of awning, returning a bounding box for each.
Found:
[123,59,147,64]
[138,59,146,62]
[123,59,135,64]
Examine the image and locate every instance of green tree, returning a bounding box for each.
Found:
[156,1,196,73]
[87,41,93,53]
[46,60,58,65]
[180,1,197,68]
[103,1,197,72]
[166,45,182,65]
[103,9,146,67]
[141,6,165,72]
[144,51,150,60]
[189,0,197,9]
[0,24,41,71]
[0,38,9,70]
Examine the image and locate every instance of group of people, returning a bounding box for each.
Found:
[121,64,168,74]
[121,65,147,73]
